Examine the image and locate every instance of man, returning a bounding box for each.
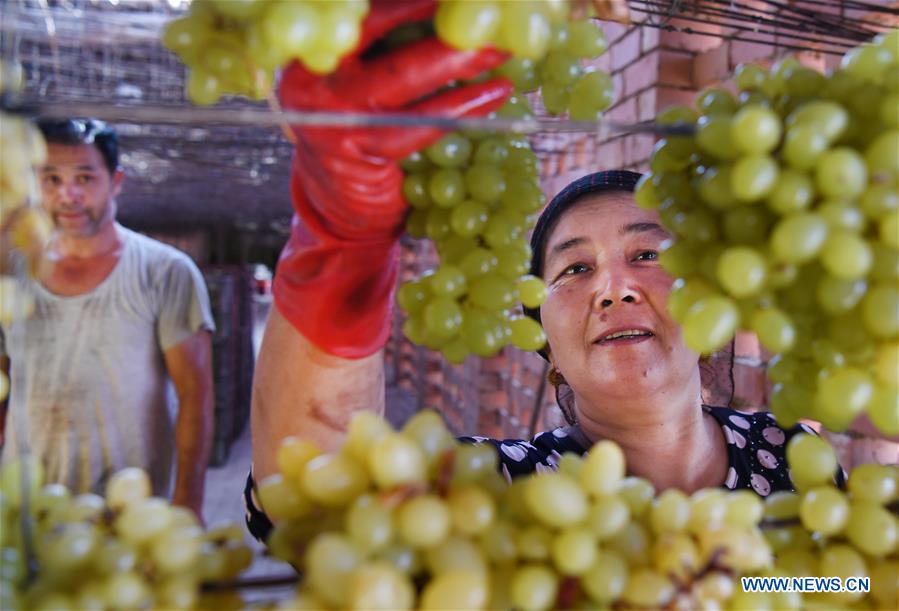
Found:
[0,119,215,520]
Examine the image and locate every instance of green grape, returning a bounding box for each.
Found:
[816,275,866,314]
[816,367,874,429]
[698,88,738,116]
[419,570,487,611]
[398,494,450,548]
[551,527,596,576]
[468,275,517,310]
[865,129,899,175]
[540,51,581,86]
[428,169,467,207]
[509,316,545,351]
[349,561,415,611]
[263,2,321,57]
[650,489,691,534]
[731,105,782,153]
[461,310,503,356]
[586,495,630,541]
[426,134,473,169]
[816,147,868,200]
[782,65,826,97]
[666,277,715,322]
[861,283,899,338]
[501,179,544,213]
[565,19,607,57]
[880,210,899,248]
[682,295,740,354]
[619,477,655,518]
[621,568,675,608]
[845,501,898,557]
[405,208,428,238]
[516,275,547,308]
[787,433,837,487]
[698,165,739,209]
[429,265,467,299]
[302,453,369,506]
[723,206,773,245]
[464,164,505,203]
[785,100,849,142]
[697,115,739,160]
[402,174,432,209]
[540,80,570,115]
[346,495,394,553]
[766,169,814,214]
[257,474,312,520]
[498,2,552,60]
[734,62,767,90]
[716,246,767,298]
[732,154,779,201]
[819,544,869,603]
[860,183,899,219]
[581,550,627,604]
[396,279,429,315]
[818,200,864,232]
[434,0,501,50]
[305,534,362,607]
[495,58,539,92]
[770,212,829,264]
[873,341,898,388]
[652,532,700,582]
[423,298,463,340]
[186,69,224,106]
[446,485,494,536]
[459,248,498,278]
[370,432,427,488]
[525,473,588,527]
[473,138,509,165]
[426,536,487,576]
[568,70,615,120]
[819,231,872,279]
[438,234,479,264]
[401,151,430,173]
[782,124,829,170]
[425,207,452,240]
[751,307,796,353]
[634,172,662,209]
[867,385,899,435]
[510,564,557,610]
[842,42,894,82]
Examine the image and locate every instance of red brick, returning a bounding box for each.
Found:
[637,89,657,121]
[729,39,774,69]
[693,43,730,87]
[641,26,660,54]
[656,87,698,112]
[623,134,655,168]
[600,21,629,45]
[622,52,659,97]
[608,95,638,124]
[611,28,642,72]
[658,49,694,88]
[661,20,722,53]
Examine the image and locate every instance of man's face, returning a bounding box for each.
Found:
[39,143,123,238]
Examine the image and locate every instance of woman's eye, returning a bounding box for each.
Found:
[76,175,94,184]
[562,263,589,276]
[635,250,658,261]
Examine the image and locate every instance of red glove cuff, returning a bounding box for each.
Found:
[273,172,401,359]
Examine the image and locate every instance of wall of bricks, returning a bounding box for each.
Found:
[385,2,898,469]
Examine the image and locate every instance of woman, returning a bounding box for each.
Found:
[246,1,824,542]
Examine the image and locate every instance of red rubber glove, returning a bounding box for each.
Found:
[274,0,512,358]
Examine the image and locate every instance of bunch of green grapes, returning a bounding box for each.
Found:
[162,0,369,104]
[437,2,614,119]
[398,12,613,362]
[636,29,899,434]
[757,434,899,610]
[248,410,862,610]
[0,463,252,610]
[397,116,548,363]
[0,65,52,399]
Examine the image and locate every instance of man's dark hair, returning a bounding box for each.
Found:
[36,119,119,174]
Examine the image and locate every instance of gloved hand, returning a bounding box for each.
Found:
[274,0,512,358]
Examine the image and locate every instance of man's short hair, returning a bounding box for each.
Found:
[36,119,119,174]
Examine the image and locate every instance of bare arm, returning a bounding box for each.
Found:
[163,330,214,520]
[250,303,385,482]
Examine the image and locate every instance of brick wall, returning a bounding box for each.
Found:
[385,3,898,469]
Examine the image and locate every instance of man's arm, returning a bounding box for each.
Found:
[250,304,385,483]
[163,329,214,520]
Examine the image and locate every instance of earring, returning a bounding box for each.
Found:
[548,367,566,387]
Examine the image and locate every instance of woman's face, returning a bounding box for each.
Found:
[539,192,700,403]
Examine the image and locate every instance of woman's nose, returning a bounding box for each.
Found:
[592,266,641,309]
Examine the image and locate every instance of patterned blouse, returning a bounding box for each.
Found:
[460,405,842,496]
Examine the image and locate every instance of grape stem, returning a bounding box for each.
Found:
[201,573,299,592]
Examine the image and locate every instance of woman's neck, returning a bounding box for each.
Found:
[573,371,728,494]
